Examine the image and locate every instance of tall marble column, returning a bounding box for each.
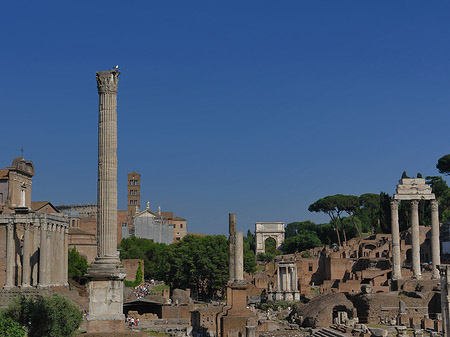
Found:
[411,200,421,279]
[431,200,441,279]
[5,221,15,288]
[390,200,402,279]
[95,69,120,262]
[85,69,125,333]
[22,222,31,287]
[38,222,48,288]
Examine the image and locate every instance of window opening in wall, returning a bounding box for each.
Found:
[72,220,75,227]
[180,224,183,228]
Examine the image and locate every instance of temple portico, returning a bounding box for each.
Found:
[0,213,68,289]
[391,178,440,280]
[269,260,300,302]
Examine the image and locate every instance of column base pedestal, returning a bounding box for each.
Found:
[86,278,126,334]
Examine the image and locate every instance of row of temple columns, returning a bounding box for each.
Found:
[277,264,298,292]
[391,199,440,280]
[5,221,68,289]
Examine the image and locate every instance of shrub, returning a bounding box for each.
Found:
[0,315,26,337]
[68,247,89,284]
[3,294,83,337]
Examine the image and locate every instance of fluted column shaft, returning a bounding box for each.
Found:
[390,200,402,279]
[39,222,48,288]
[22,223,31,287]
[96,70,120,259]
[411,200,421,279]
[431,200,441,279]
[5,222,15,288]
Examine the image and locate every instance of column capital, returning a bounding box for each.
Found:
[390,199,399,210]
[96,70,120,94]
[6,221,14,231]
[411,199,419,209]
[40,222,48,231]
[431,199,439,211]
[24,222,31,231]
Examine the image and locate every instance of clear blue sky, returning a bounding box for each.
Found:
[1,1,449,235]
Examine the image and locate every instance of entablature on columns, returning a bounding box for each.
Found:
[0,212,69,228]
[393,178,435,201]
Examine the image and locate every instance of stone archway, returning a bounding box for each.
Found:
[255,222,285,255]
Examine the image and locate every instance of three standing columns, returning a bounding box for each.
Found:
[390,198,441,280]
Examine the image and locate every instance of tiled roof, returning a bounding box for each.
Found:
[31,201,59,213]
[0,169,9,179]
[173,216,186,221]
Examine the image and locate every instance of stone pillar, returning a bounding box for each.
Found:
[411,200,421,279]
[391,200,402,280]
[47,223,53,285]
[95,69,120,262]
[5,221,15,288]
[233,231,244,285]
[55,226,62,285]
[22,222,31,287]
[227,213,236,306]
[64,227,69,286]
[32,224,39,286]
[431,200,441,279]
[277,266,281,291]
[229,213,236,282]
[38,222,48,288]
[85,69,125,333]
[246,325,256,337]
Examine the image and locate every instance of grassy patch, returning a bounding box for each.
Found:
[150,284,170,293]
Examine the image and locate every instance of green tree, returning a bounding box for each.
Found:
[437,154,450,175]
[280,230,322,254]
[309,196,344,246]
[402,171,409,178]
[378,192,392,233]
[0,316,25,337]
[243,240,256,273]
[119,237,171,280]
[3,294,82,337]
[285,221,317,238]
[68,247,88,284]
[339,195,362,237]
[244,229,256,253]
[166,235,228,299]
[359,193,380,234]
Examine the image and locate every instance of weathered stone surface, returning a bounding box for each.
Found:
[368,327,388,337]
[290,292,355,328]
